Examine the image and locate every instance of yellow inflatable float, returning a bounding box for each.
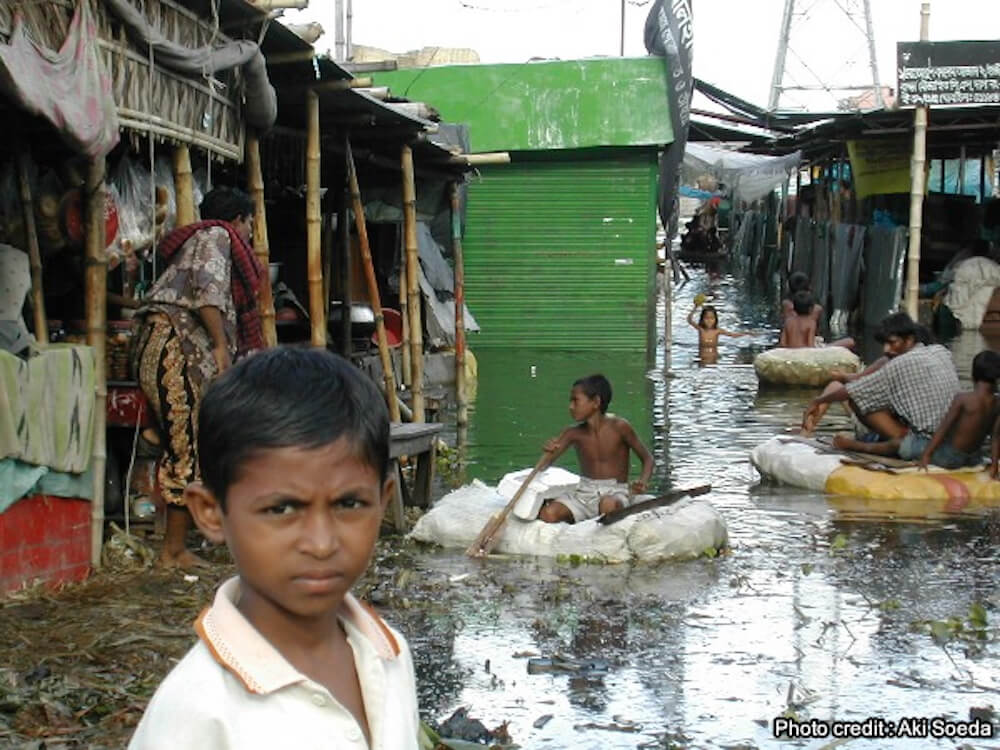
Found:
[751,436,1000,515]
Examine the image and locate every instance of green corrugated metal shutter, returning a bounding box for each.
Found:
[464,152,658,351]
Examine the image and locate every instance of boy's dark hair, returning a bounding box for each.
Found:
[698,305,718,329]
[788,271,811,294]
[198,347,389,509]
[791,290,814,316]
[874,312,919,343]
[200,186,253,223]
[972,350,1000,383]
[573,374,612,414]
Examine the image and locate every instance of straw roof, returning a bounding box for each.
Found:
[0,0,256,161]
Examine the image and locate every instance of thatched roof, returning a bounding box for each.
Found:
[0,0,268,161]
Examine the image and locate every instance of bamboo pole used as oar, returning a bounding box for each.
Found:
[84,158,107,569]
[597,484,711,525]
[466,452,550,558]
[15,147,48,346]
[401,145,424,422]
[246,133,277,347]
[172,145,196,227]
[306,90,326,348]
[346,138,401,423]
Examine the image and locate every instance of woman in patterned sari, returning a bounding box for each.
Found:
[131,187,263,568]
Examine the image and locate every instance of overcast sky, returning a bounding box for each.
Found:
[285,0,1000,110]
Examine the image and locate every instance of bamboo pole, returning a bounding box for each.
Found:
[401,145,424,423]
[172,145,196,227]
[904,1,930,320]
[306,90,326,347]
[246,133,276,347]
[15,149,48,346]
[449,182,467,429]
[323,214,334,337]
[346,138,401,423]
[399,230,411,386]
[84,158,107,569]
[338,189,352,355]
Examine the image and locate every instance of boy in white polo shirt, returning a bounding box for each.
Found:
[129,347,420,749]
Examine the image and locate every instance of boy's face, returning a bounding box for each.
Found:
[569,386,600,421]
[187,438,391,630]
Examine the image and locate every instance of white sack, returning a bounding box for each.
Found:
[943,256,1000,329]
[749,436,841,491]
[496,466,582,520]
[408,480,728,563]
[754,346,860,387]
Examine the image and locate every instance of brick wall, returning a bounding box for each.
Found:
[0,495,91,594]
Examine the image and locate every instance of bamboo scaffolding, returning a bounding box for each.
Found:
[306,90,326,347]
[904,2,930,320]
[449,182,467,430]
[172,145,196,227]
[84,159,107,569]
[246,133,276,347]
[346,138,401,423]
[16,149,48,347]
[401,145,424,423]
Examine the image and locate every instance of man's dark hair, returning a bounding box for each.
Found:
[573,374,612,414]
[200,186,253,223]
[788,271,811,294]
[874,312,919,343]
[915,324,935,345]
[198,347,389,509]
[972,350,1000,383]
[791,290,814,316]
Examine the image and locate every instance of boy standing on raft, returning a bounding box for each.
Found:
[537,374,654,524]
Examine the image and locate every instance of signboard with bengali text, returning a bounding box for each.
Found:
[897,40,1000,106]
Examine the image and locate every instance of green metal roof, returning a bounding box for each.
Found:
[375,57,674,153]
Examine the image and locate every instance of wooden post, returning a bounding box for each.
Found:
[16,149,48,346]
[84,158,107,569]
[904,1,930,320]
[449,182,467,429]
[401,145,424,423]
[306,90,326,347]
[246,133,276,347]
[172,145,196,227]
[346,138,401,422]
[399,231,411,386]
[337,188,352,355]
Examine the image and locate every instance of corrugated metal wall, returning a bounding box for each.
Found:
[464,152,659,351]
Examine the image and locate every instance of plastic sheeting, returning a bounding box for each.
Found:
[102,0,277,132]
[408,480,728,563]
[684,143,801,205]
[863,226,907,325]
[829,224,866,334]
[943,256,1000,329]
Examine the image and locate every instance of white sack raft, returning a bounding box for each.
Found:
[408,469,728,563]
[754,346,861,387]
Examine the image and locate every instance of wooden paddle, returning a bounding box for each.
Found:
[466,452,550,558]
[597,484,711,525]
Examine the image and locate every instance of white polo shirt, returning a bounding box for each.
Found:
[128,576,420,750]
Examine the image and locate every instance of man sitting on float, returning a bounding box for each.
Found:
[800,312,959,460]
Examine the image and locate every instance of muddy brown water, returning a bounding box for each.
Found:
[385,272,1000,749]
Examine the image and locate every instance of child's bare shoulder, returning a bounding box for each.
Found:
[608,415,636,434]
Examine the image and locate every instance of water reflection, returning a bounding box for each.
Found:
[404,271,1000,749]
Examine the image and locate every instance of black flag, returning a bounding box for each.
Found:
[644,0,693,242]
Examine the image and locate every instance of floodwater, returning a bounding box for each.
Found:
[383,270,1000,749]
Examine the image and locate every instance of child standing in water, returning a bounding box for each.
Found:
[537,374,654,524]
[687,301,756,350]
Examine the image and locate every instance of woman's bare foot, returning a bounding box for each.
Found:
[156,548,210,569]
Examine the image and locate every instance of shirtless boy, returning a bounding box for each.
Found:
[778,291,818,348]
[537,374,654,524]
[919,350,1000,470]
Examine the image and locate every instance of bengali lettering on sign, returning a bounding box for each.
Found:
[898,40,1000,106]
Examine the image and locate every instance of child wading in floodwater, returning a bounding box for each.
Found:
[688,301,756,351]
[537,374,654,524]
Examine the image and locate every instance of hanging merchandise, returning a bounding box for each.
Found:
[110,156,169,256]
